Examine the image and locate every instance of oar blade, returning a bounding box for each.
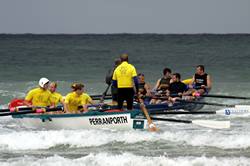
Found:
[216,107,250,116]
[192,120,230,129]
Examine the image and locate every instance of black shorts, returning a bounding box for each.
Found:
[117,88,135,110]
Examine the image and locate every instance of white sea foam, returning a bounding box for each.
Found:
[0,153,250,166]
[0,127,250,151]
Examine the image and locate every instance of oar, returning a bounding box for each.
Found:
[0,107,35,113]
[149,117,230,129]
[176,99,239,107]
[90,94,112,99]
[92,96,112,101]
[202,94,250,100]
[139,98,159,132]
[149,110,216,115]
[99,84,111,103]
[0,106,63,116]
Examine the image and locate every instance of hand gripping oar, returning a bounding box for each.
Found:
[139,98,159,132]
[0,106,63,116]
[202,94,250,100]
[149,117,230,129]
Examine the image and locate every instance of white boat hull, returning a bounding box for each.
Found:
[14,112,147,130]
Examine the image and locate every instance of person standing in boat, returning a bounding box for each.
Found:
[188,65,212,96]
[137,73,152,104]
[49,82,64,106]
[23,77,54,107]
[105,58,121,104]
[64,83,94,113]
[112,53,138,110]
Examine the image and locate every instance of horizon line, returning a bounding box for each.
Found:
[0,32,250,35]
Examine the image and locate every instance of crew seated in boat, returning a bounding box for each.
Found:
[49,82,64,106]
[186,65,212,96]
[64,83,94,113]
[168,73,189,102]
[23,77,54,107]
[150,68,172,104]
[137,73,152,104]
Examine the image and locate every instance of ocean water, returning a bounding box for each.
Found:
[0,34,250,166]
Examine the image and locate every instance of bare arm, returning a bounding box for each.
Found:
[153,79,161,91]
[188,76,195,88]
[145,83,152,96]
[82,104,88,112]
[206,75,212,89]
[23,100,32,107]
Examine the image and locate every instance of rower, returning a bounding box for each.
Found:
[105,58,121,105]
[64,83,94,113]
[137,73,152,104]
[112,53,138,110]
[23,77,54,107]
[153,68,172,93]
[49,82,64,106]
[150,68,172,104]
[168,73,188,102]
[187,65,212,96]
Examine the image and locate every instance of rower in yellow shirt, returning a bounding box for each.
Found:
[49,82,64,106]
[24,77,53,107]
[64,83,94,113]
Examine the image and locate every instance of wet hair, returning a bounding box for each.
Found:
[163,68,172,75]
[196,65,205,72]
[71,83,84,91]
[50,82,57,88]
[173,73,181,79]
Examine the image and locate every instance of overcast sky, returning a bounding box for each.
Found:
[0,0,249,34]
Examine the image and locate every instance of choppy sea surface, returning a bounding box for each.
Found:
[0,34,250,166]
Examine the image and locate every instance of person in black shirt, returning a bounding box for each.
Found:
[168,73,188,102]
[105,58,121,104]
[187,65,212,96]
[137,73,152,104]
